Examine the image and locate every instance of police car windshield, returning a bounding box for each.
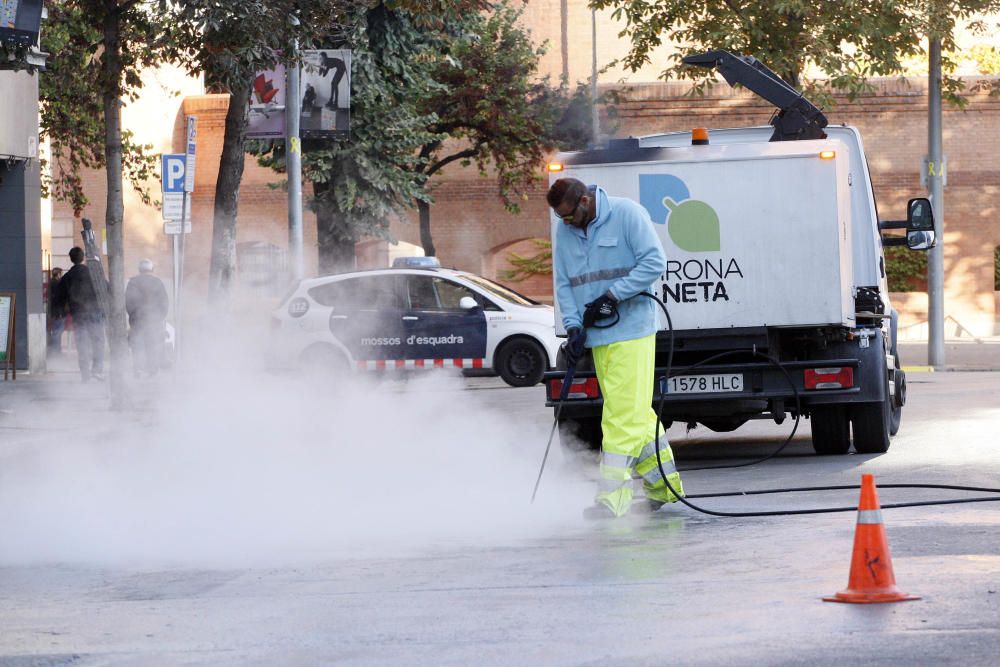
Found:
[460,274,539,305]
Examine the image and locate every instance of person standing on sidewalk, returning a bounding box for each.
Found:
[547,177,684,518]
[125,259,169,377]
[53,247,107,382]
[47,267,66,353]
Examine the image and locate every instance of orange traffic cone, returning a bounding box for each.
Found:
[824,473,920,604]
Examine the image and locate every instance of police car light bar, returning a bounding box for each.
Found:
[392,256,441,268]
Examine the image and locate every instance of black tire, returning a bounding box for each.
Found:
[299,344,351,380]
[496,337,547,387]
[558,416,602,453]
[810,405,851,455]
[889,359,903,436]
[852,373,892,454]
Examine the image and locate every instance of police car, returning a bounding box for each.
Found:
[270,258,560,386]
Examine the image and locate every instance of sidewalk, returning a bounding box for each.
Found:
[898,337,1000,371]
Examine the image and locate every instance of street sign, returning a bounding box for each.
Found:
[163,220,191,235]
[161,153,185,221]
[185,116,196,193]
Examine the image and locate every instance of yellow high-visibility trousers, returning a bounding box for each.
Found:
[591,334,684,516]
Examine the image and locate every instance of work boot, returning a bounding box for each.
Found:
[648,498,699,516]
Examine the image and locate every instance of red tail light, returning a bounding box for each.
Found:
[804,367,854,390]
[548,377,601,400]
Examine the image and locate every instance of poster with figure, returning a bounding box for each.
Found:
[0,0,42,44]
[300,49,351,139]
[246,64,287,140]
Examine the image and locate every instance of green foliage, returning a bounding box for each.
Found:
[254,4,440,242]
[169,0,355,94]
[884,246,928,292]
[592,0,1000,107]
[500,239,552,282]
[38,1,169,215]
[415,2,594,215]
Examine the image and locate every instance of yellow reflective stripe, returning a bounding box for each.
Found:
[599,463,632,481]
[602,452,635,469]
[857,509,884,525]
[599,477,631,493]
[635,438,675,477]
[596,486,633,516]
[639,460,676,486]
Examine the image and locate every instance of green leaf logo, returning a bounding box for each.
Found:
[664,197,721,252]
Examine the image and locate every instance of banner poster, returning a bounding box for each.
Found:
[246,63,287,140]
[300,49,351,139]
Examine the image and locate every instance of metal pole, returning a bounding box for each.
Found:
[171,234,180,330]
[591,8,599,146]
[177,191,188,361]
[927,39,945,369]
[286,41,304,282]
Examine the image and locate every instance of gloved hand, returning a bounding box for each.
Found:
[563,327,587,368]
[583,291,618,328]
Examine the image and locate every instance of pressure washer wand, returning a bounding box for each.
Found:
[530,362,576,503]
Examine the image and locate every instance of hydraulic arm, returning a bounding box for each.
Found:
[682,50,828,142]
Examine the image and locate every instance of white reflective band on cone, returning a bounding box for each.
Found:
[856,509,884,524]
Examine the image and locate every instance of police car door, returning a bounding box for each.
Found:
[327,274,406,365]
[402,275,487,365]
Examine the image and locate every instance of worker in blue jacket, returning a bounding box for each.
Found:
[548,177,684,518]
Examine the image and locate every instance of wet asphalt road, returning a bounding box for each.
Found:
[1,368,998,665]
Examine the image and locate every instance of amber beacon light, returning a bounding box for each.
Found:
[691,128,709,145]
[547,162,564,172]
[819,150,836,160]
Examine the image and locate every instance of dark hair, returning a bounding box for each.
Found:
[546,178,587,209]
[69,247,84,264]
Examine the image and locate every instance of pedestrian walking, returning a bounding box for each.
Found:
[53,247,106,382]
[125,258,169,377]
[547,177,684,518]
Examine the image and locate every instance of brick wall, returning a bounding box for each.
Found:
[50,78,1000,336]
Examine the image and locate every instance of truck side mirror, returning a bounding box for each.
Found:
[905,198,936,250]
[906,198,934,231]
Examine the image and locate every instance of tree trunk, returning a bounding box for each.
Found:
[102,0,128,410]
[208,77,252,306]
[418,199,435,257]
[314,180,356,274]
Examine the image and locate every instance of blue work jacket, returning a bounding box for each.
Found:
[554,186,667,348]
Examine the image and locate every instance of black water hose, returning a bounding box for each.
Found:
[638,291,1000,517]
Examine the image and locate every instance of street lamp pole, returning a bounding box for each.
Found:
[286,34,304,282]
[591,8,599,146]
[927,38,945,369]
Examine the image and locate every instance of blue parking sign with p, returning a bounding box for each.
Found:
[162,154,186,193]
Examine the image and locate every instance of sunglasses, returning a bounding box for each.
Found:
[559,195,585,222]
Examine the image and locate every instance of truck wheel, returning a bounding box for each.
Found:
[496,337,547,387]
[558,416,602,454]
[889,360,904,436]
[300,344,351,376]
[852,374,892,454]
[810,406,851,455]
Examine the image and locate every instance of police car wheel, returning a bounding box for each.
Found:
[496,337,547,387]
[299,344,351,378]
